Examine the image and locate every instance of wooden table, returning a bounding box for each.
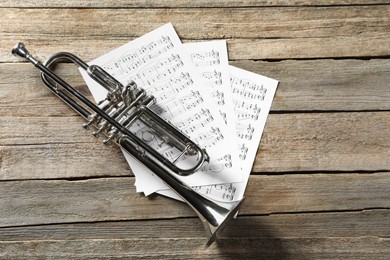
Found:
[1,1,389,259]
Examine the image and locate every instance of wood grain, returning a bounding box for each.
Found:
[1,210,389,240]
[254,111,390,172]
[2,0,389,8]
[231,59,390,111]
[1,173,389,227]
[0,235,388,259]
[4,36,390,62]
[2,6,390,61]
[2,210,388,258]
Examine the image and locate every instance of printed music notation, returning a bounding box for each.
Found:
[193,183,236,201]
[219,111,228,125]
[159,64,278,203]
[102,35,174,79]
[174,109,214,135]
[231,78,267,100]
[191,49,220,67]
[201,154,233,174]
[81,23,242,191]
[237,123,255,141]
[212,90,225,106]
[201,70,223,86]
[230,72,271,164]
[226,65,278,201]
[182,41,237,135]
[151,39,277,203]
[235,101,262,121]
[134,54,184,86]
[195,127,224,148]
[149,72,194,104]
[239,143,249,160]
[151,90,204,120]
[182,65,278,203]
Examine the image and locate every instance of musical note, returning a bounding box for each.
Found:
[149,90,204,121]
[231,77,267,101]
[191,50,220,67]
[236,123,255,140]
[148,72,194,99]
[174,109,214,134]
[195,127,224,148]
[101,35,174,79]
[238,143,249,160]
[135,54,184,86]
[201,154,233,173]
[192,183,237,201]
[201,70,222,85]
[219,111,228,125]
[152,73,194,104]
[234,101,262,121]
[212,90,225,106]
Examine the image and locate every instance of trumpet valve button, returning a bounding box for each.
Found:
[103,136,114,145]
[83,114,98,129]
[92,127,104,138]
[83,120,94,129]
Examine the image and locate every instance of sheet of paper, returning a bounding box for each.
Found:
[184,40,236,134]
[80,23,242,192]
[134,40,240,198]
[157,64,279,202]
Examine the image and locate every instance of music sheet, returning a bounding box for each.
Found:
[131,39,279,202]
[135,40,241,200]
[157,43,279,202]
[80,23,242,192]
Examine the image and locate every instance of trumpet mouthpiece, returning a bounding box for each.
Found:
[12,42,28,58]
[12,42,39,65]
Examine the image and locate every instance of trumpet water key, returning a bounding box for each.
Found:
[12,42,242,246]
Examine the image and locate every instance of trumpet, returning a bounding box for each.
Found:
[12,42,242,246]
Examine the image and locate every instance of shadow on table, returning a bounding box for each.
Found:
[209,215,300,260]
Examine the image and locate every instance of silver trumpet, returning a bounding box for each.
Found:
[12,42,242,247]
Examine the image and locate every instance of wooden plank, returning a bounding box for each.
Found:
[254,111,390,172]
[0,116,101,146]
[1,112,389,179]
[1,210,389,240]
[0,143,131,179]
[2,6,390,61]
[0,210,388,258]
[231,59,390,111]
[1,0,389,8]
[4,36,390,62]
[228,36,390,60]
[1,173,388,227]
[0,237,388,259]
[2,59,389,118]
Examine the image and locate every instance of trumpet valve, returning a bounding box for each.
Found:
[83,118,95,129]
[103,129,118,145]
[92,123,107,138]
[103,135,115,145]
[122,81,138,105]
[141,95,156,108]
